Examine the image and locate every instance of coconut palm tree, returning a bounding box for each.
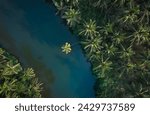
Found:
[93,56,112,78]
[2,61,22,76]
[121,12,137,24]
[120,45,135,61]
[113,32,125,44]
[32,79,42,93]
[0,48,6,65]
[0,48,4,56]
[126,62,137,73]
[63,8,80,27]
[25,68,35,77]
[105,43,117,56]
[86,50,101,62]
[0,79,17,97]
[61,42,72,54]
[101,23,113,36]
[21,68,36,81]
[139,50,150,72]
[81,35,102,61]
[52,0,66,15]
[120,6,140,24]
[140,4,150,24]
[132,26,150,45]
[81,35,102,55]
[26,78,42,97]
[79,19,99,38]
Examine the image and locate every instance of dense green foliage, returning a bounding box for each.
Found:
[0,48,42,97]
[48,0,150,97]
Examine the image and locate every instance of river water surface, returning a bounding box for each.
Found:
[0,0,95,97]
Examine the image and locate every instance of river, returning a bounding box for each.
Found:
[0,0,95,98]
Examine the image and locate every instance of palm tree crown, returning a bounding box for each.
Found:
[63,8,80,27]
[79,19,99,38]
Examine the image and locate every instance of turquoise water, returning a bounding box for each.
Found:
[0,0,95,97]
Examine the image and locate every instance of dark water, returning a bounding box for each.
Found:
[0,0,95,97]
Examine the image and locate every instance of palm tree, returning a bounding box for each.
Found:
[0,48,6,65]
[113,32,125,44]
[120,6,140,24]
[93,56,112,78]
[81,35,102,61]
[121,13,137,24]
[2,61,22,76]
[140,4,150,24]
[61,42,72,54]
[22,68,36,81]
[126,62,137,73]
[63,8,80,27]
[52,0,66,15]
[81,35,102,55]
[105,43,117,56]
[79,19,99,38]
[101,23,113,36]
[0,79,17,97]
[86,50,101,62]
[120,45,135,61]
[132,26,150,45]
[26,78,42,97]
[0,48,4,56]
[139,50,150,72]
[25,68,35,77]
[32,79,42,95]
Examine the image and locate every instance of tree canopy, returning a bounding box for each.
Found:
[49,0,150,97]
[0,48,42,97]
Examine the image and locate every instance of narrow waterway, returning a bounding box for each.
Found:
[0,0,95,98]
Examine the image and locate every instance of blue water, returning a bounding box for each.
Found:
[0,0,95,97]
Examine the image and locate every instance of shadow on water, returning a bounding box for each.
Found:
[0,0,95,98]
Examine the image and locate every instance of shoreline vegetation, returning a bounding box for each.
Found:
[47,0,150,97]
[0,48,42,97]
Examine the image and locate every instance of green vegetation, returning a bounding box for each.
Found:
[63,8,80,27]
[0,48,42,97]
[48,0,150,97]
[61,42,72,54]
